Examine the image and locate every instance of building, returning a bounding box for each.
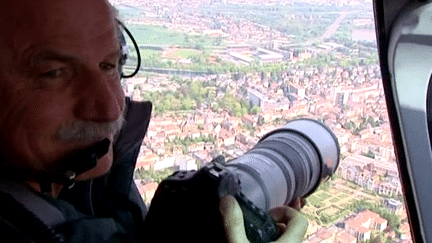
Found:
[175,156,198,171]
[345,210,388,242]
[335,231,357,243]
[399,222,413,241]
[289,83,306,98]
[304,228,334,243]
[248,89,266,108]
[383,198,403,214]
[333,86,351,106]
[338,156,402,197]
[229,52,254,65]
[255,48,284,64]
[136,181,159,205]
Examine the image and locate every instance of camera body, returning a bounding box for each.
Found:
[143,161,280,243]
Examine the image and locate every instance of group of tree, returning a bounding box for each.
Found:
[364,231,393,243]
[141,79,216,114]
[141,76,260,118]
[349,199,401,232]
[165,134,217,147]
[142,90,196,114]
[216,88,250,117]
[134,167,175,184]
[318,209,351,225]
[344,116,383,135]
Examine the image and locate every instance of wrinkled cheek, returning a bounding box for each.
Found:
[0,98,27,158]
[21,91,71,158]
[0,93,26,131]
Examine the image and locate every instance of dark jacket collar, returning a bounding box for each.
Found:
[113,97,152,165]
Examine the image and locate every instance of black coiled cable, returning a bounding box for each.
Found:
[0,192,65,243]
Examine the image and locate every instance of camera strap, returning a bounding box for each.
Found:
[0,179,66,243]
[0,179,66,227]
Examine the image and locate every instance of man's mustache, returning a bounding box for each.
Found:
[57,116,125,141]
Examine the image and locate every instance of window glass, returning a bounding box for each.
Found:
[111,0,412,241]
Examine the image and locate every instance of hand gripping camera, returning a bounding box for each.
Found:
[143,119,340,243]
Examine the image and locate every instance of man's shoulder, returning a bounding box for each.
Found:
[0,181,133,243]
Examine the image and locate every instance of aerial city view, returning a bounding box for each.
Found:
[110,0,411,242]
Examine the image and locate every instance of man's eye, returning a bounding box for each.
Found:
[39,69,64,79]
[100,62,117,72]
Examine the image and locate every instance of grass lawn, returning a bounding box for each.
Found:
[338,193,350,199]
[330,197,341,203]
[327,187,340,195]
[307,195,324,208]
[127,24,186,46]
[172,49,202,58]
[314,191,332,201]
[139,49,162,59]
[340,202,351,208]
[301,179,393,226]
[126,24,218,48]
[316,205,351,226]
[317,205,341,216]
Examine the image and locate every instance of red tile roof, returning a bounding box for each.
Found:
[336,231,357,243]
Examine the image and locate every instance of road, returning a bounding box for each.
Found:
[319,11,349,40]
[299,11,354,46]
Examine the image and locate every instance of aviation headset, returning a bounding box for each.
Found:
[118,20,141,79]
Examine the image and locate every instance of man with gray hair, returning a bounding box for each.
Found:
[0,0,307,242]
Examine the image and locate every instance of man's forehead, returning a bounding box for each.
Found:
[0,0,114,37]
[26,48,122,68]
[0,0,117,57]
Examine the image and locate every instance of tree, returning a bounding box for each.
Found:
[181,96,195,110]
[167,60,173,68]
[197,123,204,130]
[362,150,375,159]
[257,115,265,126]
[320,214,331,224]
[233,102,247,117]
[369,232,388,243]
[260,72,267,81]
[134,168,174,183]
[344,120,356,130]
[214,36,222,46]
[320,181,330,191]
[250,105,261,115]
[331,173,339,181]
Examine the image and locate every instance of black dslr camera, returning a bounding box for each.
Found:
[143,119,340,243]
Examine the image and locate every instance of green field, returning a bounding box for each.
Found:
[307,195,324,208]
[330,197,341,203]
[172,49,202,58]
[140,49,162,59]
[301,181,386,227]
[117,5,145,19]
[314,191,332,201]
[127,24,220,48]
[317,205,341,216]
[128,24,186,46]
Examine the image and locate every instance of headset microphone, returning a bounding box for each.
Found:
[53,138,111,190]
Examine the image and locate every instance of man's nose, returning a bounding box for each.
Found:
[74,70,125,123]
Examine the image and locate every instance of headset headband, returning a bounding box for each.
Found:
[117,20,141,79]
